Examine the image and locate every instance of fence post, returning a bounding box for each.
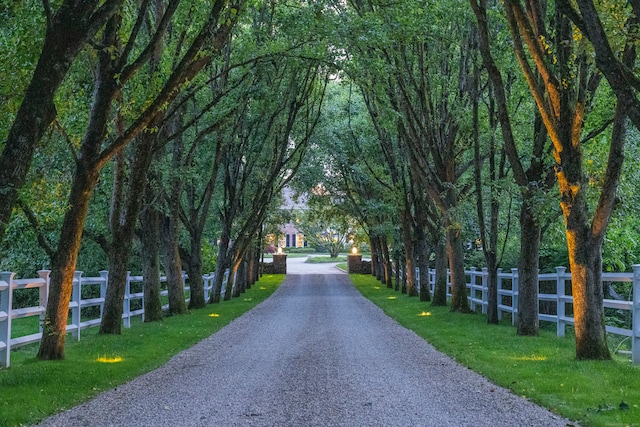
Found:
[497,268,503,321]
[222,269,230,298]
[141,275,146,323]
[124,272,131,328]
[632,264,640,364]
[205,272,214,302]
[481,268,488,315]
[182,270,189,304]
[99,271,108,320]
[556,266,567,337]
[0,272,15,368]
[72,272,82,340]
[429,268,435,295]
[469,267,477,311]
[511,268,519,326]
[37,270,50,335]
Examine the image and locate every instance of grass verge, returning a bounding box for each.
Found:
[0,274,285,427]
[305,255,347,263]
[350,274,640,427]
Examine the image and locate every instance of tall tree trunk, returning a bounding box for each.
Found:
[486,259,498,323]
[210,229,231,303]
[570,240,610,359]
[517,194,541,335]
[249,240,261,287]
[101,116,159,333]
[380,236,393,288]
[370,236,380,280]
[246,246,256,289]
[562,183,610,356]
[394,251,401,292]
[161,214,187,315]
[101,239,130,334]
[139,200,163,322]
[471,0,550,331]
[432,235,448,307]
[225,258,240,301]
[103,0,169,326]
[37,12,123,359]
[375,236,384,280]
[446,222,469,312]
[38,165,100,359]
[234,257,247,297]
[401,210,418,297]
[383,237,393,288]
[186,228,206,309]
[416,232,431,302]
[558,103,625,359]
[440,183,470,313]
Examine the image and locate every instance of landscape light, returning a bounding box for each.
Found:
[97,355,123,363]
[351,246,357,254]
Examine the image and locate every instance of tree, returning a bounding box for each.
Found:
[301,195,356,258]
[38,0,244,360]
[501,0,623,359]
[470,0,557,331]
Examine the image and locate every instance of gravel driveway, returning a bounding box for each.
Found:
[37,262,574,426]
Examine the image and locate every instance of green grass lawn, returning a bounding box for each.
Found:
[305,255,347,263]
[350,274,640,427]
[0,274,285,427]
[262,252,309,258]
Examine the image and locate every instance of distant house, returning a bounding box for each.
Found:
[278,187,307,249]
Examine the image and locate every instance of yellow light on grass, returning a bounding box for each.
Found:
[373,286,380,289]
[209,313,221,318]
[387,296,397,300]
[244,298,252,302]
[512,355,547,361]
[260,286,267,290]
[418,311,432,317]
[97,355,123,363]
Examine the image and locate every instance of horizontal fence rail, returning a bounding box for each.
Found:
[419,264,640,364]
[0,269,230,368]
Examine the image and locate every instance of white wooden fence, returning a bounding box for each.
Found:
[418,264,640,364]
[0,269,229,368]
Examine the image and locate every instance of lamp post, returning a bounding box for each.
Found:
[348,245,362,274]
[273,246,286,274]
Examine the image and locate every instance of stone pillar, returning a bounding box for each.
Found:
[273,254,287,274]
[348,254,362,274]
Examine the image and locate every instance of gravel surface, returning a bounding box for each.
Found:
[37,261,575,426]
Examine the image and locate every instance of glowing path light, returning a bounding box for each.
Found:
[97,355,123,363]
